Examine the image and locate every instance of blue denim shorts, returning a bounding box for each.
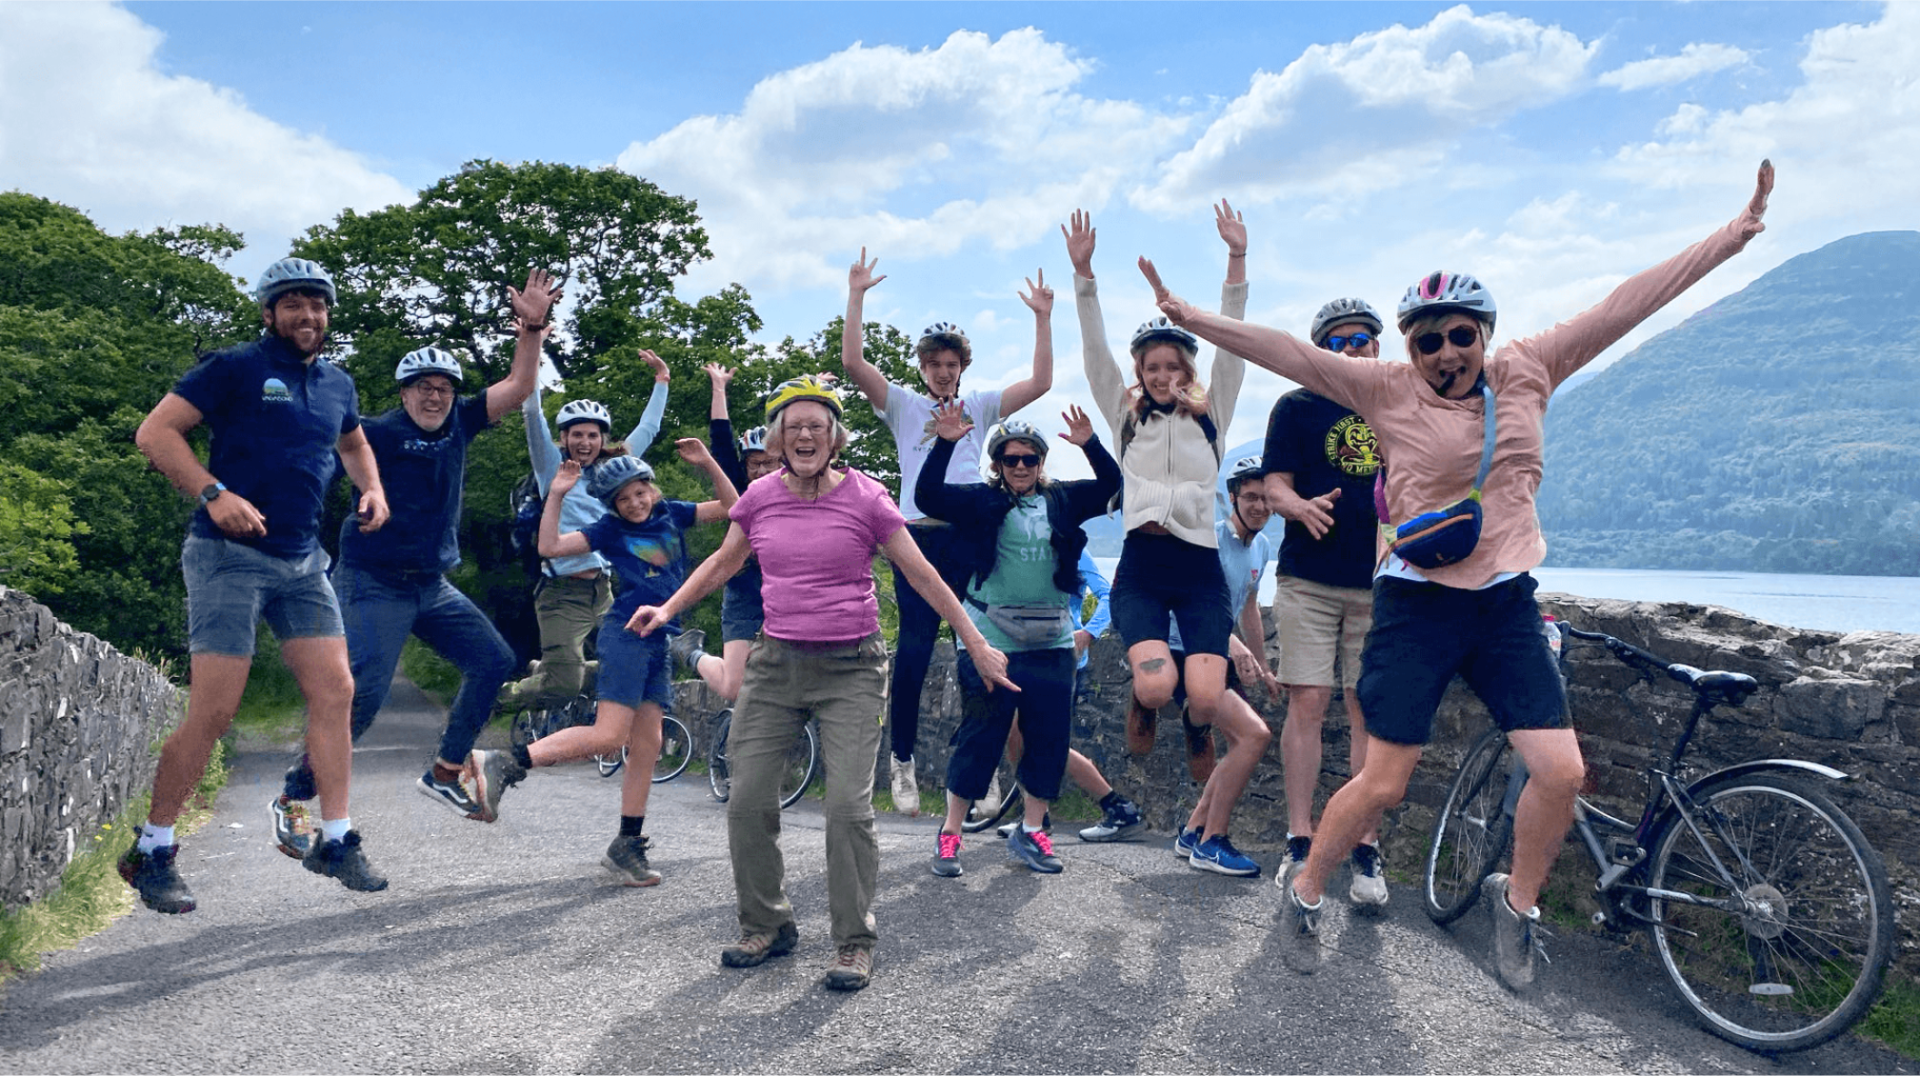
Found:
[182,536,344,657]
[720,563,766,644]
[595,618,673,710]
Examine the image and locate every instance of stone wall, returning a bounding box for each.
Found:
[0,587,183,910]
[675,593,1919,974]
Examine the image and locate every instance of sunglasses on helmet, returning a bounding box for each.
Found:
[1414,326,1480,356]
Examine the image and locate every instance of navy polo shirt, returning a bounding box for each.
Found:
[581,500,699,625]
[339,393,492,575]
[173,334,360,559]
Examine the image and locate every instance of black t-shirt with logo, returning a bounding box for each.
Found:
[339,393,492,575]
[1261,389,1381,590]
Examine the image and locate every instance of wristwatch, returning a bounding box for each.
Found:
[198,481,227,507]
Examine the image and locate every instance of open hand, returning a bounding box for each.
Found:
[1018,268,1054,318]
[1215,198,1246,255]
[552,459,583,494]
[675,436,713,466]
[1058,403,1093,447]
[1061,210,1096,278]
[931,400,973,442]
[849,248,886,295]
[1292,487,1340,540]
[703,362,734,387]
[509,267,563,327]
[640,348,669,382]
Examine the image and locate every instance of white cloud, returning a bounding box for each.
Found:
[617,28,1189,293]
[1132,5,1598,213]
[1597,43,1750,92]
[0,2,409,262]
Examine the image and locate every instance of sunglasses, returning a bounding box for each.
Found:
[1414,326,1481,355]
[997,453,1042,469]
[1322,332,1374,352]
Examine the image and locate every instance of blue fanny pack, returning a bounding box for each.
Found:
[1386,380,1496,570]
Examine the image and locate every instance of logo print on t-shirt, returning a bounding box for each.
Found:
[262,378,293,403]
[1323,414,1381,478]
[625,534,681,576]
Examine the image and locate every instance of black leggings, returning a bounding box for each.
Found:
[888,524,969,762]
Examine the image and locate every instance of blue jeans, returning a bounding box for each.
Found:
[300,565,515,784]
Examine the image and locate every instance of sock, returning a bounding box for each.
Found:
[137,824,174,852]
[511,743,534,770]
[619,814,645,838]
[431,761,463,784]
[1099,790,1122,811]
[319,817,351,842]
[1022,822,1043,834]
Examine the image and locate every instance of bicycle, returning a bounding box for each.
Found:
[706,708,819,810]
[511,695,690,783]
[959,760,1025,834]
[592,711,693,783]
[1422,620,1895,1053]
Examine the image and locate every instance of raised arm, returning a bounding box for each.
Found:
[626,522,754,637]
[1056,404,1121,518]
[622,349,671,456]
[1064,210,1128,437]
[999,269,1055,416]
[1208,199,1250,439]
[486,268,562,423]
[839,249,891,409]
[704,363,746,490]
[536,460,593,559]
[521,382,561,491]
[675,437,741,523]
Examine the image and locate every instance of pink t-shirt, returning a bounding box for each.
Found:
[729,468,906,642]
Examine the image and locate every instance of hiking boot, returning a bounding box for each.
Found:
[603,834,662,887]
[469,749,527,823]
[1079,797,1144,842]
[416,770,486,821]
[1125,695,1157,755]
[823,944,873,991]
[669,628,707,677]
[1008,825,1063,874]
[1276,873,1323,973]
[282,755,317,801]
[269,794,312,859]
[1349,842,1389,910]
[888,755,920,816]
[1172,827,1201,860]
[721,921,799,968]
[931,832,964,877]
[1181,703,1217,782]
[119,844,195,914]
[1190,834,1261,877]
[997,811,1049,839]
[302,830,388,893]
[1484,873,1544,990]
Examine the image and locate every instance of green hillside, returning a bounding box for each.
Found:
[1539,230,1920,575]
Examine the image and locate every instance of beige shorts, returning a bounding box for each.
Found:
[1275,574,1373,693]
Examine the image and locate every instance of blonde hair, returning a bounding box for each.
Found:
[1127,340,1209,419]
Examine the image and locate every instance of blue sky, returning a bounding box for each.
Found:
[3,2,1911,476]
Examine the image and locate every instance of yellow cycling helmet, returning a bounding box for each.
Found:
[763,375,844,423]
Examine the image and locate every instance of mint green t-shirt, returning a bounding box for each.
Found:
[964,495,1073,652]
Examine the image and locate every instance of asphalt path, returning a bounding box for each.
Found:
[0,680,1910,1074]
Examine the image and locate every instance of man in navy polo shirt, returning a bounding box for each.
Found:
[123,257,391,914]
[273,269,560,840]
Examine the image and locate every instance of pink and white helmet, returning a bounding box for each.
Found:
[1396,271,1497,332]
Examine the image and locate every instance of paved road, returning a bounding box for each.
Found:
[0,681,1911,1074]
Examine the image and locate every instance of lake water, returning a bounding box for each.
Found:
[1089,560,1920,636]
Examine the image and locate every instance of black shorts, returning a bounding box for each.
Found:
[1167,649,1242,712]
[1110,531,1232,658]
[1355,573,1568,746]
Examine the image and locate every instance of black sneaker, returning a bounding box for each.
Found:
[303,830,389,892]
[1286,833,1312,872]
[669,627,707,677]
[118,844,195,914]
[1078,797,1144,842]
[1008,825,1063,874]
[603,835,662,887]
[270,794,312,859]
[416,771,486,821]
[468,749,527,823]
[283,755,317,801]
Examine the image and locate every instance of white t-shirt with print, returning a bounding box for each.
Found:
[881,383,1004,520]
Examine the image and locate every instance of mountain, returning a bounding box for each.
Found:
[1538,230,1920,575]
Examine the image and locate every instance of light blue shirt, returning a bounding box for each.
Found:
[1167,517,1271,653]
[1070,549,1112,672]
[523,378,669,576]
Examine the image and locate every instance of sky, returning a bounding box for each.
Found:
[3,1,1914,478]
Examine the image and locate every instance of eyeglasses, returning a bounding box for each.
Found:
[406,383,455,398]
[998,453,1042,469]
[1322,332,1373,352]
[787,421,831,437]
[1414,326,1480,355]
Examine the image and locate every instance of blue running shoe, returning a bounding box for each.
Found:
[1190,834,1261,877]
[1172,827,1200,860]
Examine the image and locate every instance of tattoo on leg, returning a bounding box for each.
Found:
[1141,658,1167,673]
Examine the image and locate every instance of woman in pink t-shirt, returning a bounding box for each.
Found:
[629,375,1014,994]
[1142,161,1774,991]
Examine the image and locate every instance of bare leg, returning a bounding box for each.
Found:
[1195,682,1269,839]
[149,654,251,826]
[1127,641,1178,710]
[1291,737,1421,904]
[1281,684,1332,837]
[1344,690,1379,846]
[530,700,635,765]
[619,703,665,817]
[1504,728,1585,913]
[280,637,355,822]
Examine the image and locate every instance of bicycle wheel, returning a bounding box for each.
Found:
[960,762,1024,834]
[596,746,627,778]
[653,714,691,783]
[778,721,819,810]
[509,706,540,748]
[1423,728,1515,925]
[707,709,733,803]
[1646,772,1894,1052]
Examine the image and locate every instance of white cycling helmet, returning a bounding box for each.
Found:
[1225,455,1265,494]
[1130,316,1199,357]
[255,258,337,307]
[1397,271,1497,332]
[986,419,1049,462]
[1309,298,1384,347]
[915,321,972,365]
[587,455,655,505]
[395,347,464,386]
[556,399,612,432]
[739,426,770,454]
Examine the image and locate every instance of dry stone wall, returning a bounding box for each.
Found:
[0,586,183,909]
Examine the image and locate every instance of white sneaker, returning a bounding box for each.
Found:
[978,771,1003,817]
[889,755,920,816]
[1348,843,1390,910]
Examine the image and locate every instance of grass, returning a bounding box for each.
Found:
[0,741,229,981]
[1860,972,1920,1057]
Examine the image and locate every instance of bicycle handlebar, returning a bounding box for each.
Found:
[1561,624,1685,681]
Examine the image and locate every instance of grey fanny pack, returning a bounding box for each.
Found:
[967,598,1071,648]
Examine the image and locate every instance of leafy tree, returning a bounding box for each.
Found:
[0,460,86,596]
